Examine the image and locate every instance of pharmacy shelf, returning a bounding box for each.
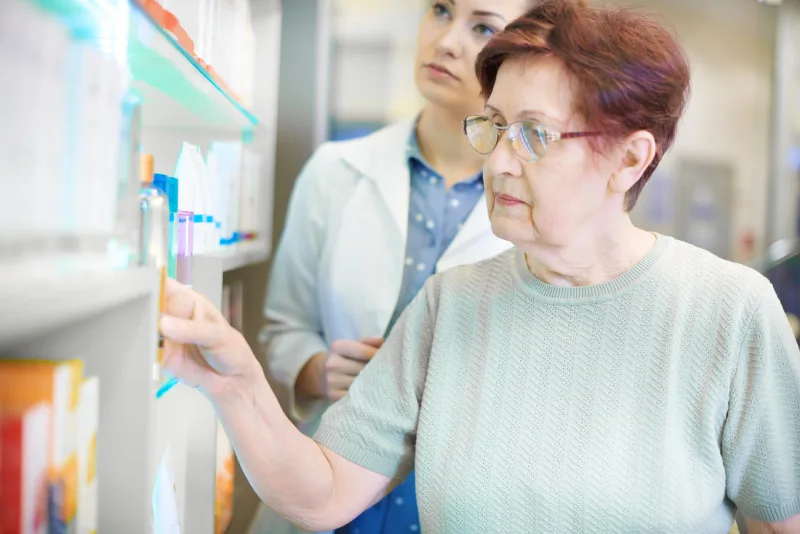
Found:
[7,274,159,533]
[33,0,260,132]
[0,262,157,347]
[129,5,259,132]
[200,240,271,272]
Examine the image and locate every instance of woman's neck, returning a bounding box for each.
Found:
[524,216,656,287]
[416,104,485,188]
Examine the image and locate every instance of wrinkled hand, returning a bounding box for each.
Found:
[159,279,259,400]
[324,337,383,402]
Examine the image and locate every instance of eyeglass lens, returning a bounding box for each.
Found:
[465,116,547,161]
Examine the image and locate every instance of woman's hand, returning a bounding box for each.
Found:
[159,279,260,401]
[296,337,384,402]
[325,337,384,401]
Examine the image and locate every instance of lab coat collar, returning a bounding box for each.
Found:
[335,118,499,269]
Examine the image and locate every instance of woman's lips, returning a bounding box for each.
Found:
[495,193,527,206]
[424,63,458,80]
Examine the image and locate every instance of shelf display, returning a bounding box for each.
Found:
[1,0,135,266]
[1,0,276,531]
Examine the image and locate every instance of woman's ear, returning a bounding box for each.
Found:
[609,130,656,195]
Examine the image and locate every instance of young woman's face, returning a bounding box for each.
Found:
[415,0,529,116]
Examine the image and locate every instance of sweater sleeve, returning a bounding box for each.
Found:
[313,278,438,481]
[722,283,800,523]
[259,145,333,425]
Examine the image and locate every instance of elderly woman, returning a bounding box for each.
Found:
[159,0,800,532]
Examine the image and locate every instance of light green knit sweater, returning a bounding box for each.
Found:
[314,235,800,533]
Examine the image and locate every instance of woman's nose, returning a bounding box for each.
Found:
[486,130,524,180]
[434,23,465,59]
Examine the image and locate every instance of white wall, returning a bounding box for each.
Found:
[612,0,776,262]
[330,0,426,124]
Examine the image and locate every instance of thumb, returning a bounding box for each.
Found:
[160,315,221,348]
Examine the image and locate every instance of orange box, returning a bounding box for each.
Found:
[0,361,83,531]
[214,420,234,534]
[1,402,51,534]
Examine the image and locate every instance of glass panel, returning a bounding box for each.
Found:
[33,0,260,132]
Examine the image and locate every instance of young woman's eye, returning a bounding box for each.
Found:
[473,23,497,38]
[432,2,451,19]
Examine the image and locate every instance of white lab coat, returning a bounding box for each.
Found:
[261,117,512,429]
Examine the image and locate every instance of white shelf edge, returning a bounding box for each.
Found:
[195,241,270,272]
[0,265,157,347]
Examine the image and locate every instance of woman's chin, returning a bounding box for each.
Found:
[489,216,531,247]
[416,80,463,110]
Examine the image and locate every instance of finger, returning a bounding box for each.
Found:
[328,373,355,391]
[163,280,196,321]
[360,336,384,349]
[165,278,224,324]
[162,339,208,388]
[328,388,348,402]
[160,315,223,348]
[165,277,191,298]
[326,354,367,376]
[330,339,378,362]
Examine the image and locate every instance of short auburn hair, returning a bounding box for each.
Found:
[476,0,690,211]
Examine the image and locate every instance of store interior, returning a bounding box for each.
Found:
[0,0,798,532]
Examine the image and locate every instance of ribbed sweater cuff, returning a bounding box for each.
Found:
[740,496,800,523]
[313,427,413,481]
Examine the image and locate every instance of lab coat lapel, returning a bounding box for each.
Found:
[339,118,415,246]
[329,119,415,339]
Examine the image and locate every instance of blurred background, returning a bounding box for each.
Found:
[1,0,798,532]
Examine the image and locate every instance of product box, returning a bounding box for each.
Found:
[76,377,98,534]
[214,420,234,534]
[238,148,262,239]
[1,402,51,534]
[0,360,83,534]
[208,141,243,245]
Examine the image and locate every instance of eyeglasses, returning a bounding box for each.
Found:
[463,115,600,162]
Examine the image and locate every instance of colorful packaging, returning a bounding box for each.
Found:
[0,360,83,534]
[213,421,234,534]
[1,402,51,534]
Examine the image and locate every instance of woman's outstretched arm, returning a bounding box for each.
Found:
[159,279,392,531]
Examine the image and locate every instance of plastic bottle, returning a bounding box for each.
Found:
[153,174,179,279]
[175,143,197,285]
[138,154,171,394]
